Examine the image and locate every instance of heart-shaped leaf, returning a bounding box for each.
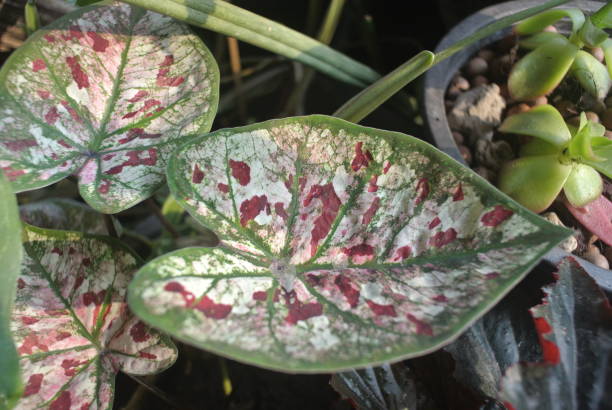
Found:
[0,172,24,410]
[499,257,612,410]
[20,198,115,235]
[128,115,570,372]
[12,225,177,409]
[0,2,219,213]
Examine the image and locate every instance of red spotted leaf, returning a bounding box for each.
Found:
[499,257,612,409]
[12,225,177,409]
[128,116,570,372]
[0,3,219,213]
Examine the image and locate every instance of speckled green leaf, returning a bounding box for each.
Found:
[0,173,24,410]
[0,2,219,213]
[499,104,571,147]
[570,50,612,100]
[12,225,177,409]
[128,115,570,372]
[20,198,115,235]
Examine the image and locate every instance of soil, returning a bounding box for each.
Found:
[444,30,612,270]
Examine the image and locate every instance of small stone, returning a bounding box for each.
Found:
[584,245,610,269]
[452,131,464,145]
[471,75,489,87]
[605,130,612,139]
[541,212,578,253]
[466,57,488,77]
[506,103,531,117]
[590,47,604,62]
[452,75,470,91]
[477,49,495,62]
[556,100,577,118]
[533,96,548,106]
[447,86,461,99]
[459,144,472,165]
[475,139,514,171]
[585,111,599,123]
[448,84,507,141]
[543,25,558,33]
[474,166,495,182]
[601,108,612,129]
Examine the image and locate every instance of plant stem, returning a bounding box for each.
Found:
[227,36,248,123]
[146,199,180,239]
[333,0,572,123]
[104,214,119,238]
[119,0,379,87]
[218,357,232,396]
[24,0,40,37]
[125,374,194,410]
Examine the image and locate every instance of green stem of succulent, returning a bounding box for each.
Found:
[119,0,379,87]
[333,0,572,124]
[24,0,40,37]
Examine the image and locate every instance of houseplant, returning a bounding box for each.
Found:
[0,0,609,409]
[422,0,612,288]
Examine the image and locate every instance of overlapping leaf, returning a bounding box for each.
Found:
[0,173,24,410]
[12,225,177,409]
[129,115,570,372]
[0,2,219,213]
[499,257,612,410]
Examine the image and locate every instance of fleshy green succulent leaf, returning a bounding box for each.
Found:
[562,164,602,207]
[499,257,612,410]
[591,2,612,29]
[0,172,24,410]
[499,104,571,147]
[20,198,116,234]
[583,138,612,179]
[508,38,579,101]
[577,17,609,47]
[0,2,219,213]
[568,117,606,162]
[498,155,571,213]
[602,38,612,79]
[515,8,584,36]
[128,115,570,373]
[570,50,612,100]
[518,31,566,50]
[519,138,562,157]
[564,195,612,246]
[12,225,177,409]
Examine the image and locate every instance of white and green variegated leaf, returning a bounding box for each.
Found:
[0,2,219,213]
[128,116,570,373]
[12,225,177,409]
[20,198,115,235]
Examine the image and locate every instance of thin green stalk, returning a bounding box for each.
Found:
[24,0,40,37]
[119,0,379,87]
[333,0,572,123]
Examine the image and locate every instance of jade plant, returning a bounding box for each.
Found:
[508,2,612,101]
[0,0,592,408]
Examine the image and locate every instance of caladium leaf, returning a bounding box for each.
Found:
[564,195,612,246]
[12,225,177,409]
[499,257,612,410]
[0,173,24,410]
[570,50,612,100]
[499,104,571,147]
[0,2,219,213]
[129,115,570,372]
[20,198,114,235]
[508,37,579,101]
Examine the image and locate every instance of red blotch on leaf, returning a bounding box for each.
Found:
[503,402,517,410]
[393,246,412,262]
[98,179,111,194]
[366,300,397,317]
[433,294,448,302]
[160,55,174,67]
[65,56,89,89]
[275,202,288,221]
[86,31,109,52]
[44,34,56,42]
[485,272,500,280]
[429,228,457,248]
[156,67,184,87]
[58,140,72,149]
[45,107,60,125]
[62,26,84,41]
[128,90,149,103]
[192,164,204,183]
[229,159,251,185]
[164,281,196,305]
[105,149,158,175]
[218,183,229,193]
[252,291,268,301]
[130,322,151,343]
[415,178,429,205]
[21,316,39,325]
[239,195,268,226]
[139,352,157,359]
[194,296,232,319]
[406,313,433,336]
[304,183,342,257]
[362,197,380,225]
[118,128,162,144]
[50,390,71,410]
[481,205,513,227]
[335,275,360,308]
[83,290,105,306]
[52,247,63,255]
[60,101,81,123]
[56,331,71,341]
[343,244,375,263]
[61,358,86,377]
[37,90,51,99]
[32,59,46,72]
[283,290,323,325]
[3,140,38,151]
[428,217,441,229]
[383,161,392,174]
[453,184,464,201]
[18,334,49,355]
[1,166,25,181]
[23,373,43,397]
[17,278,26,289]
[367,175,378,192]
[533,317,560,364]
[351,142,373,172]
